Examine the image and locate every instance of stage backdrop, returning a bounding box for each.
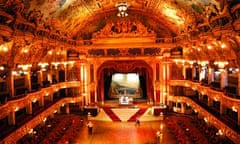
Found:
[108,73,143,99]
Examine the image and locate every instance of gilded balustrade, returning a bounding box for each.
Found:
[0,81,81,119]
[1,97,82,144]
[168,95,240,143]
[169,80,240,110]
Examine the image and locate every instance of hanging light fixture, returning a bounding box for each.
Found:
[115,2,129,17]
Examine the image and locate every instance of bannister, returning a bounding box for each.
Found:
[0,81,81,119]
[0,97,82,144]
[169,80,240,109]
[168,95,240,143]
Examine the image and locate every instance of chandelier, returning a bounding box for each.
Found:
[116,2,129,17]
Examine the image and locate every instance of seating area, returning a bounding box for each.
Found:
[166,115,208,144]
[17,115,84,144]
[15,112,232,144]
[190,95,240,133]
[0,93,64,141]
[166,115,234,144]
[192,116,234,144]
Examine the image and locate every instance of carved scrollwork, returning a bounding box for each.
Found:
[92,20,156,38]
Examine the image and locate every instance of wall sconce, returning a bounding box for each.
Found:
[38,62,49,69]
[51,62,60,69]
[232,106,238,112]
[12,70,28,76]
[198,60,209,66]
[214,61,228,69]
[203,117,208,123]
[216,129,223,136]
[43,117,47,122]
[0,66,4,70]
[18,64,32,71]
[0,45,8,52]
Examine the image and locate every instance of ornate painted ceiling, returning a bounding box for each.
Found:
[14,0,225,38]
[0,0,240,70]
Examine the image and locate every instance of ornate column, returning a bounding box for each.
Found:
[238,110,240,126]
[38,63,48,86]
[38,70,43,87]
[159,62,164,104]
[25,70,31,92]
[220,102,227,115]
[64,64,67,82]
[199,66,204,81]
[155,82,161,104]
[8,111,15,125]
[181,103,185,113]
[79,54,88,105]
[47,68,53,83]
[198,93,203,101]
[65,103,70,114]
[192,64,197,81]
[238,70,240,96]
[91,59,101,104]
[53,68,59,83]
[220,68,228,89]
[64,64,68,96]
[85,64,91,104]
[182,65,186,80]
[7,69,14,97]
[90,83,96,103]
[26,102,32,115]
[49,93,53,101]
[39,96,44,107]
[207,97,213,107]
[100,75,104,104]
[160,60,171,105]
[146,71,153,103]
[208,67,214,84]
[154,62,160,104]
[57,105,61,114]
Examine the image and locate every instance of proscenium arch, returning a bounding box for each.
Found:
[96,60,154,103]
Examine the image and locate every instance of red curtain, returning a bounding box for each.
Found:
[155,90,160,103]
[90,91,95,103]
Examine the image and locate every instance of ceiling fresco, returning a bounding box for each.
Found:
[0,0,239,68]
[13,0,225,39]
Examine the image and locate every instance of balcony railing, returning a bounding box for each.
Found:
[169,80,240,110]
[168,95,240,143]
[0,81,81,119]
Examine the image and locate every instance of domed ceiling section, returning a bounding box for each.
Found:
[23,0,223,39]
[0,0,239,67]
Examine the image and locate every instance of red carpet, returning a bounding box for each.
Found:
[102,107,121,122]
[127,108,147,122]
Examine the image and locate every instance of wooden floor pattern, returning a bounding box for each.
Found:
[73,121,176,144]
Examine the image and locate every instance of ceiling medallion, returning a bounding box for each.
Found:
[115,1,129,17]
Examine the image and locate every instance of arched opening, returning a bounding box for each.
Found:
[97,60,153,104]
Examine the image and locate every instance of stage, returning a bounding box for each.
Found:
[102,98,148,108]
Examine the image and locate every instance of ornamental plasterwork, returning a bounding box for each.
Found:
[92,20,156,38]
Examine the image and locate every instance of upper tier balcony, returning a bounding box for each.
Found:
[169,80,240,112]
